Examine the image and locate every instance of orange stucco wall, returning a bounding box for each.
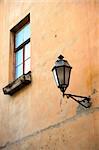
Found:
[0,0,99,149]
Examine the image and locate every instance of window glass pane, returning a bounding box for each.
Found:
[25,42,30,60]
[24,23,30,42]
[16,49,23,66]
[15,29,24,48]
[15,64,23,79]
[24,58,30,74]
[15,23,30,48]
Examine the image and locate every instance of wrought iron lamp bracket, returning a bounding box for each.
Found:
[63,93,91,108]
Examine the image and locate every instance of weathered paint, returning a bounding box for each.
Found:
[0,0,99,149]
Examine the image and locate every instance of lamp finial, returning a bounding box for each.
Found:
[58,55,64,60]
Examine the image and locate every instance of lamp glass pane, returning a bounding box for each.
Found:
[56,66,64,85]
[65,67,71,85]
[53,68,59,87]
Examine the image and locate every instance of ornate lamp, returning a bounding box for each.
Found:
[52,55,91,108]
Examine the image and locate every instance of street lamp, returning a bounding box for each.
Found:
[52,55,91,108]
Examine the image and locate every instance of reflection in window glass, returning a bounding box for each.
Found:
[15,64,23,79]
[15,29,24,48]
[15,23,30,48]
[24,58,30,74]
[24,23,30,42]
[25,43,30,60]
[16,49,23,66]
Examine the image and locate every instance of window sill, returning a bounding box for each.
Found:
[3,71,32,96]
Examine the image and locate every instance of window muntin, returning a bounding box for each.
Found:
[15,22,30,79]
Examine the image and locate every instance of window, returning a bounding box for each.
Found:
[11,14,30,79]
[15,23,30,79]
[3,14,31,96]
